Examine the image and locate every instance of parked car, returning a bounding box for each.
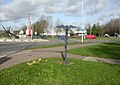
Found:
[104,34,110,37]
[86,34,97,39]
[57,35,66,40]
[32,35,41,39]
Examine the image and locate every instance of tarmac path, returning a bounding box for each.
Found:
[0,42,120,70]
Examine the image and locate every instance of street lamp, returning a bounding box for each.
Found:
[81,0,84,43]
[119,19,120,36]
[56,25,77,64]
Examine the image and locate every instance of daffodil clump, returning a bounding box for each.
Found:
[27,58,42,66]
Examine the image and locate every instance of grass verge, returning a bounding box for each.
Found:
[68,42,120,59]
[0,58,120,85]
[96,37,120,40]
[27,42,84,50]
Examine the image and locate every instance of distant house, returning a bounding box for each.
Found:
[42,27,87,37]
[73,30,87,36]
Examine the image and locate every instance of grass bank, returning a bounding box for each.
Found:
[27,42,84,50]
[96,37,120,40]
[0,58,120,85]
[68,42,120,59]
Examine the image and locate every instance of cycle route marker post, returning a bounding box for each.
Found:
[56,25,77,64]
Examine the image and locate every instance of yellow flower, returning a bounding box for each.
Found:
[27,62,32,66]
[32,61,36,64]
[38,58,42,61]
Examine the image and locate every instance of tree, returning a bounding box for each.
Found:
[31,15,48,35]
[104,18,120,36]
[96,22,103,37]
[92,24,98,36]
[91,22,103,37]
[85,23,91,34]
[21,25,27,34]
[45,16,53,35]
[55,19,63,36]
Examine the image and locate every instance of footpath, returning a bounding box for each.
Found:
[0,43,120,70]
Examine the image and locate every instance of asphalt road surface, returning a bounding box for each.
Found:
[0,39,80,57]
[0,38,119,57]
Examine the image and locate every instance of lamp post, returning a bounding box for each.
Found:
[56,25,77,64]
[81,0,84,43]
[119,19,120,35]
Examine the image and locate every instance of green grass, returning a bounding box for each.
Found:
[68,42,120,59]
[0,36,6,38]
[70,36,120,40]
[0,58,120,85]
[27,42,83,50]
[96,37,120,41]
[27,43,64,50]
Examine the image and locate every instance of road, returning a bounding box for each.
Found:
[0,38,120,57]
[0,39,80,57]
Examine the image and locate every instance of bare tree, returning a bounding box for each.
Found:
[55,18,63,36]
[45,16,53,35]
[32,15,48,35]
[104,18,120,36]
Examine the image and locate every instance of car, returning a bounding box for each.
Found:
[104,34,110,37]
[32,35,41,39]
[57,35,66,40]
[86,34,97,39]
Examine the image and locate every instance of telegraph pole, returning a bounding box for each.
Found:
[81,0,84,43]
[119,19,120,35]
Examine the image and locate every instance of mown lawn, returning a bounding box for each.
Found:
[68,42,120,59]
[0,58,120,85]
[27,42,83,50]
[96,37,119,40]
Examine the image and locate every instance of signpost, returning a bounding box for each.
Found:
[56,25,77,64]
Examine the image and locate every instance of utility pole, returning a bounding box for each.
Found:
[81,0,84,43]
[119,19,120,35]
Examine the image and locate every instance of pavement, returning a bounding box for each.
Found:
[0,43,120,70]
[0,38,49,42]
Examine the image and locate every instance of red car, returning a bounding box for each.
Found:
[86,34,97,39]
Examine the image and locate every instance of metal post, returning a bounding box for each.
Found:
[56,25,77,64]
[64,28,68,64]
[81,0,84,43]
[119,19,120,35]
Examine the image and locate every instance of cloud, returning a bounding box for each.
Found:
[110,9,120,18]
[85,0,108,14]
[40,0,62,5]
[97,9,120,24]
[0,0,117,23]
[43,0,81,16]
[0,0,6,5]
[0,0,40,21]
[114,0,120,7]
[41,0,108,16]
[0,1,2,4]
